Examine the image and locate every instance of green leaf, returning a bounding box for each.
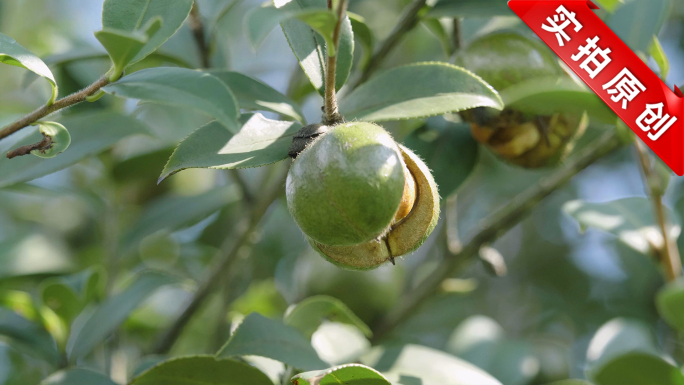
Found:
[41,368,117,385]
[499,77,616,124]
[656,278,684,332]
[545,382,595,385]
[422,18,453,57]
[245,6,338,56]
[0,307,61,365]
[563,198,680,255]
[649,36,670,80]
[102,0,194,66]
[41,267,105,322]
[379,344,502,385]
[103,68,240,132]
[277,0,354,94]
[293,364,391,385]
[340,62,503,122]
[216,312,329,371]
[284,295,371,338]
[403,121,478,199]
[0,32,58,105]
[122,185,241,249]
[208,70,304,122]
[130,355,273,385]
[160,114,302,182]
[592,353,684,385]
[348,12,373,68]
[593,0,624,13]
[67,271,176,361]
[586,318,658,373]
[95,16,162,77]
[607,0,670,53]
[427,0,513,18]
[0,112,149,189]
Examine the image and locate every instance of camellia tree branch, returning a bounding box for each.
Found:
[0,75,109,145]
[635,140,682,282]
[371,130,627,341]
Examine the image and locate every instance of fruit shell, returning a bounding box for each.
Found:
[309,145,440,270]
[286,122,406,247]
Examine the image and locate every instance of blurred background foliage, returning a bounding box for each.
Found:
[0,0,684,384]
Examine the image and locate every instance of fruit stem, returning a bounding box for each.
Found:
[323,0,348,125]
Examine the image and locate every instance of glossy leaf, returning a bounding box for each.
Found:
[0,307,61,365]
[208,70,304,122]
[277,0,353,94]
[586,318,658,373]
[403,121,478,199]
[348,12,373,68]
[563,198,680,255]
[650,36,670,79]
[339,62,503,122]
[102,0,194,65]
[293,364,391,385]
[122,185,241,249]
[0,112,149,189]
[129,356,273,385]
[0,32,58,105]
[499,77,616,123]
[245,6,337,55]
[160,114,302,181]
[67,271,176,361]
[427,0,513,18]
[379,344,502,385]
[216,312,328,371]
[103,68,240,132]
[284,295,371,338]
[592,353,684,385]
[656,278,684,332]
[607,0,670,53]
[95,17,162,76]
[41,368,117,385]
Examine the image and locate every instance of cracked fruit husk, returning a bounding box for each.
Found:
[456,32,586,168]
[286,122,440,270]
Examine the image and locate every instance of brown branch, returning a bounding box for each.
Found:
[152,169,286,354]
[371,130,626,341]
[323,0,348,125]
[0,76,110,144]
[354,0,427,87]
[635,140,682,281]
[189,1,211,68]
[6,134,52,159]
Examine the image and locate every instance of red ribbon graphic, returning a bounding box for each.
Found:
[509,0,684,175]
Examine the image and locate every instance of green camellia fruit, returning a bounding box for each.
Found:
[286,121,439,270]
[456,32,587,168]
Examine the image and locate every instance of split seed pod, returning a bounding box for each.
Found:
[286,122,439,270]
[456,32,587,168]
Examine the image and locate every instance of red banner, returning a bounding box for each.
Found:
[509,0,684,175]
